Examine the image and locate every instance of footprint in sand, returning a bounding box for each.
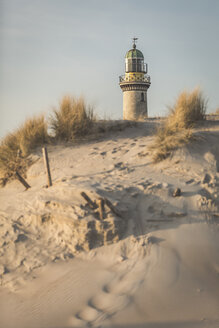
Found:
[76,305,103,322]
[104,276,143,296]
[112,147,123,154]
[69,285,130,327]
[89,291,129,316]
[68,316,88,327]
[114,162,125,170]
[69,247,148,327]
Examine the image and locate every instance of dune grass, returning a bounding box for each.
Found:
[50,96,95,141]
[150,88,207,162]
[17,115,48,156]
[0,96,96,185]
[0,115,48,185]
[0,90,209,185]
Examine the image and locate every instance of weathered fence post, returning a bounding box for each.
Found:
[98,198,105,220]
[104,198,122,218]
[42,147,52,187]
[15,171,31,190]
[80,192,97,209]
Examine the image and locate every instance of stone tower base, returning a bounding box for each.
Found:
[123,90,148,120]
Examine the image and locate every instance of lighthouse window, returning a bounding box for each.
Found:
[132,59,137,71]
[137,59,142,72]
[141,93,145,102]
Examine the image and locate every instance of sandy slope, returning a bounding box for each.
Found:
[0,119,219,328]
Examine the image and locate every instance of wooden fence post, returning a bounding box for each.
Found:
[80,192,97,209]
[42,147,52,187]
[15,171,31,190]
[104,198,122,218]
[97,198,105,220]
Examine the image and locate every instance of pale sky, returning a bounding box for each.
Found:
[0,0,219,137]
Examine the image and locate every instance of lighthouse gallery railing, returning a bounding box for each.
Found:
[119,75,151,83]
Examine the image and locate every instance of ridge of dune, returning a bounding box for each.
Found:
[0,119,219,328]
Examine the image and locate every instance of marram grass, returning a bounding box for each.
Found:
[50,96,95,141]
[0,115,48,185]
[0,96,96,185]
[150,88,207,162]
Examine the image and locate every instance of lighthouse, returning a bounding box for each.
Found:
[119,38,151,120]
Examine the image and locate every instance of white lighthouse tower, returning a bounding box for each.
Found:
[119,38,151,120]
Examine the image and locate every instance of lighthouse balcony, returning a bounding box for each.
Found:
[119,74,151,84]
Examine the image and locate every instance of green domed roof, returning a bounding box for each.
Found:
[125,48,144,59]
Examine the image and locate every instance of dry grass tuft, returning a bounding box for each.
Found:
[150,126,193,162]
[17,115,48,156]
[0,96,96,186]
[150,88,207,162]
[50,96,95,141]
[0,115,48,185]
[167,88,206,129]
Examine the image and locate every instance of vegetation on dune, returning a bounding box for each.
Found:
[150,127,193,162]
[0,115,48,185]
[0,133,22,184]
[149,88,207,162]
[0,90,209,185]
[17,115,48,156]
[50,96,95,141]
[167,88,206,129]
[0,96,96,185]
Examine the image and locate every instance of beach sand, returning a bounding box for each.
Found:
[0,118,219,328]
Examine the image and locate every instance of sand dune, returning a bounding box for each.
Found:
[0,119,219,328]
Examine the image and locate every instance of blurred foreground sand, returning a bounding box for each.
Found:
[0,119,219,328]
